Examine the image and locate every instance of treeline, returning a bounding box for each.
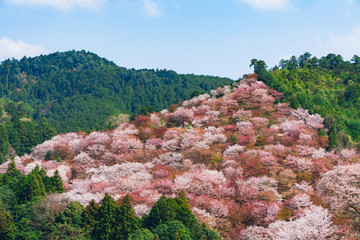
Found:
[0,50,232,133]
[0,162,221,240]
[0,100,57,160]
[250,53,360,149]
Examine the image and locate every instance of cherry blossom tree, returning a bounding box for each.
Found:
[269,205,337,240]
[172,107,194,125]
[317,164,360,214]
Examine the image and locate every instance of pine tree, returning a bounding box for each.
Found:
[0,124,9,157]
[115,194,140,239]
[37,117,57,143]
[92,194,119,240]
[4,160,21,181]
[82,199,99,232]
[39,168,53,192]
[27,172,46,200]
[51,170,64,193]
[0,201,16,240]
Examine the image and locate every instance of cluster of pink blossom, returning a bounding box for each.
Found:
[317,164,360,213]
[268,205,337,240]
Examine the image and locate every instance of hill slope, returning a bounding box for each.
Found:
[0,50,232,132]
[250,53,360,150]
[3,75,359,239]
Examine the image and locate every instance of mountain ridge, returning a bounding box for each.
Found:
[0,50,233,132]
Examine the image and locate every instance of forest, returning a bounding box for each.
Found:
[0,50,232,133]
[250,53,360,150]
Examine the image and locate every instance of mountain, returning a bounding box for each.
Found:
[2,75,356,239]
[250,53,360,150]
[0,50,232,133]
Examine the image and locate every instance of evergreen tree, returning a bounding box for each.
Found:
[39,167,53,192]
[152,220,192,240]
[4,160,21,181]
[0,201,16,240]
[82,199,99,232]
[128,228,155,240]
[51,170,65,193]
[26,171,46,201]
[37,117,57,143]
[144,196,178,229]
[62,201,85,227]
[0,124,9,157]
[92,193,119,240]
[116,194,140,239]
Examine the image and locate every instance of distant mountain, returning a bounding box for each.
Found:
[250,53,360,150]
[0,50,232,132]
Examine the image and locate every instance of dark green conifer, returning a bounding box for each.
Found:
[37,117,57,143]
[4,160,21,180]
[0,124,9,157]
[92,193,119,240]
[82,199,99,232]
[27,171,46,200]
[0,201,16,240]
[51,170,65,193]
[116,194,140,239]
[128,228,155,240]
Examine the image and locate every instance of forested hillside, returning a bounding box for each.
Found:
[0,50,232,132]
[250,53,360,150]
[2,76,359,239]
[0,100,56,159]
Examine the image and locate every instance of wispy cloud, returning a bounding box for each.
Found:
[323,26,360,58]
[141,0,161,18]
[6,0,107,11]
[0,37,47,60]
[236,0,291,11]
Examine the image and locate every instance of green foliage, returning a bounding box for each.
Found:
[81,199,99,232]
[128,228,155,240]
[116,194,140,239]
[0,100,57,157]
[51,170,65,193]
[0,50,232,133]
[0,125,9,158]
[152,220,192,240]
[92,193,119,240]
[0,201,16,240]
[251,53,360,149]
[144,192,218,240]
[59,201,85,227]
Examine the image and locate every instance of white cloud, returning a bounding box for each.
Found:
[236,0,291,11]
[322,26,360,58]
[6,0,107,11]
[141,0,161,18]
[0,37,47,60]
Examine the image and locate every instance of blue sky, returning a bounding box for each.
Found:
[0,0,360,79]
